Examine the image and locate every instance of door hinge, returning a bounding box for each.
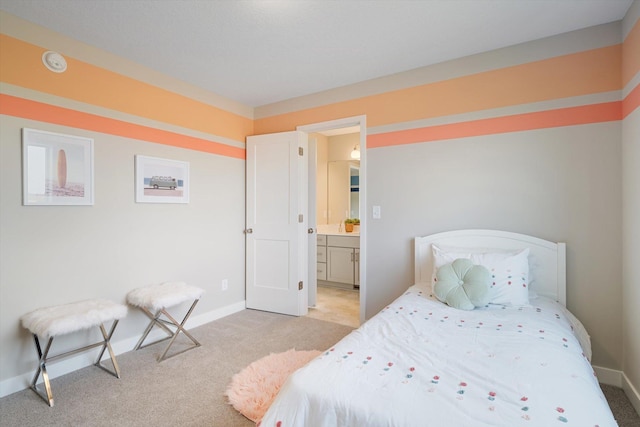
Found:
[298,147,304,156]
[298,214,303,223]
[298,281,304,290]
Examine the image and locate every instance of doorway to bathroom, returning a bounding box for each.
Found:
[298,116,366,327]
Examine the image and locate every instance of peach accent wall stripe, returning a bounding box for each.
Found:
[0,94,245,159]
[255,45,621,135]
[367,102,622,149]
[0,34,253,142]
[623,83,640,119]
[623,20,640,87]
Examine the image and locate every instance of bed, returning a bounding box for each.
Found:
[259,230,617,427]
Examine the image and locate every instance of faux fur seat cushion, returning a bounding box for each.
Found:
[21,299,128,338]
[127,281,204,311]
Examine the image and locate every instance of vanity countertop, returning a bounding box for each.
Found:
[316,224,359,237]
[318,231,360,237]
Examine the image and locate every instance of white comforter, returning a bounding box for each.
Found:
[259,284,617,427]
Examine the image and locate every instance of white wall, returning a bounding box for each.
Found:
[622,0,640,406]
[366,123,623,369]
[0,115,246,396]
[622,103,640,411]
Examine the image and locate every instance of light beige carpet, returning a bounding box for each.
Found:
[0,309,354,427]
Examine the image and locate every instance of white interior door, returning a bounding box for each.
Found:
[246,131,308,316]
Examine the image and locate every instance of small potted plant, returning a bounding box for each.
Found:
[344,218,356,232]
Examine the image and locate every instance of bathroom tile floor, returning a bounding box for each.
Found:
[307,285,360,328]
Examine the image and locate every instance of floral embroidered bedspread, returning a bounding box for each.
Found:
[259,284,617,427]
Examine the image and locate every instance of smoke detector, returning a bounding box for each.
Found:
[42,51,67,73]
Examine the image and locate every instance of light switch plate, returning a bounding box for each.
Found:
[373,205,381,219]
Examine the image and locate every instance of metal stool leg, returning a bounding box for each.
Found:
[94,321,121,378]
[133,307,175,351]
[28,322,125,407]
[30,335,55,407]
[157,299,201,361]
[132,299,201,361]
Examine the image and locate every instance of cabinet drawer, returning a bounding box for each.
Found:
[317,234,327,245]
[317,262,327,280]
[317,245,327,263]
[327,235,360,248]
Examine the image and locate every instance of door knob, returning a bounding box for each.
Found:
[308,228,315,234]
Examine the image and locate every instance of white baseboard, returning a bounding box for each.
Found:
[0,300,246,399]
[594,365,623,387]
[594,365,640,415]
[623,372,640,416]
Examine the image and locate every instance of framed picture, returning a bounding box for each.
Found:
[135,155,189,203]
[22,128,94,206]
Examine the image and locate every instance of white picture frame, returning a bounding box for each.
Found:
[135,155,190,203]
[22,128,94,206]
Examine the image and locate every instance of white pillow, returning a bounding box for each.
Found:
[430,245,473,278]
[430,244,506,287]
[432,244,530,306]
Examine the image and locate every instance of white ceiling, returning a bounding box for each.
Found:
[0,0,633,108]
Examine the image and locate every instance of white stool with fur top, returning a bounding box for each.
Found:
[21,299,128,407]
[127,281,204,362]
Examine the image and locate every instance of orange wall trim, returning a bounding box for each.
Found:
[0,94,245,159]
[367,101,622,149]
[623,20,640,87]
[0,34,253,142]
[623,83,640,119]
[255,45,621,135]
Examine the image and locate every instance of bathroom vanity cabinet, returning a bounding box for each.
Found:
[317,234,359,289]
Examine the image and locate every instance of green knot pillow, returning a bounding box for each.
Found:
[434,258,491,310]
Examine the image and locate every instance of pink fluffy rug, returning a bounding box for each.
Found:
[225,348,320,423]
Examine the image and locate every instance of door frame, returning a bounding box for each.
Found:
[307,136,317,308]
[298,115,367,324]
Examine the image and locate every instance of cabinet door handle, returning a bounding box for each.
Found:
[308,228,315,234]
[244,228,253,234]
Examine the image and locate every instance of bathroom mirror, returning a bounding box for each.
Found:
[327,160,359,225]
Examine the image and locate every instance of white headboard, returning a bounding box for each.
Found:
[415,230,566,306]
